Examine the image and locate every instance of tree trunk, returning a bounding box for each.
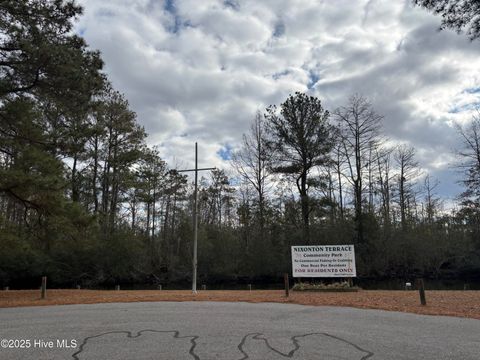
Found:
[92,134,99,214]
[71,154,79,202]
[300,170,310,244]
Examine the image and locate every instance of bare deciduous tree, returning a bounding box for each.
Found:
[423,175,441,224]
[456,112,480,208]
[376,147,394,228]
[394,144,420,230]
[334,95,383,243]
[232,111,271,229]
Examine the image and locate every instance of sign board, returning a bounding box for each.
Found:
[291,245,356,277]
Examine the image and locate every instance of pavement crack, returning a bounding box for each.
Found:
[73,329,373,360]
[71,329,200,360]
[236,332,374,359]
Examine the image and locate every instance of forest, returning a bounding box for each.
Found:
[1,0,479,288]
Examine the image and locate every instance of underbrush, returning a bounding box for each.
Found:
[292,281,360,292]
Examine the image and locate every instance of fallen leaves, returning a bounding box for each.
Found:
[0,289,479,319]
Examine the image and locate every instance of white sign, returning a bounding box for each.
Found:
[291,245,356,277]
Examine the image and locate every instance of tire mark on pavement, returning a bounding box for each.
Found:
[71,330,200,360]
[237,332,374,360]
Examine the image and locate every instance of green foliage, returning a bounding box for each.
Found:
[0,218,45,285]
[0,0,103,101]
[1,2,480,290]
[414,0,480,41]
[264,92,333,243]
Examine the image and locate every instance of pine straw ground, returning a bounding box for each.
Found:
[0,290,479,319]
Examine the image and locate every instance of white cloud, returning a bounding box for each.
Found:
[77,0,480,200]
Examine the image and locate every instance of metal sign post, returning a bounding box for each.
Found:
[178,142,215,294]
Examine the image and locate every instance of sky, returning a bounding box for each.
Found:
[76,0,480,205]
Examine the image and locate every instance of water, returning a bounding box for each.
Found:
[97,278,480,291]
[356,278,480,291]
[113,282,284,291]
[6,277,479,290]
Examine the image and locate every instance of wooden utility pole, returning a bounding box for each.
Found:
[178,142,215,294]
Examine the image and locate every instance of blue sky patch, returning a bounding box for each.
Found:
[164,0,182,33]
[217,144,233,160]
[224,0,239,11]
[464,87,480,94]
[308,71,320,89]
[164,0,175,14]
[449,102,480,114]
[273,22,285,37]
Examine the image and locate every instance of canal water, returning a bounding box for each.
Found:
[111,278,480,291]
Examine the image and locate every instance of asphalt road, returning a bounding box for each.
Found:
[0,301,478,359]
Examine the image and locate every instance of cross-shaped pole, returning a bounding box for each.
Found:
[177,142,215,293]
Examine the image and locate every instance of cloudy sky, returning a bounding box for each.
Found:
[76,0,480,204]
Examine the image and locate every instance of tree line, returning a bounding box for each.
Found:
[1,0,479,288]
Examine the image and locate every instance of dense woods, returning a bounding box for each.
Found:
[1,0,479,288]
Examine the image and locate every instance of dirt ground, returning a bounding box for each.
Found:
[0,289,479,319]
